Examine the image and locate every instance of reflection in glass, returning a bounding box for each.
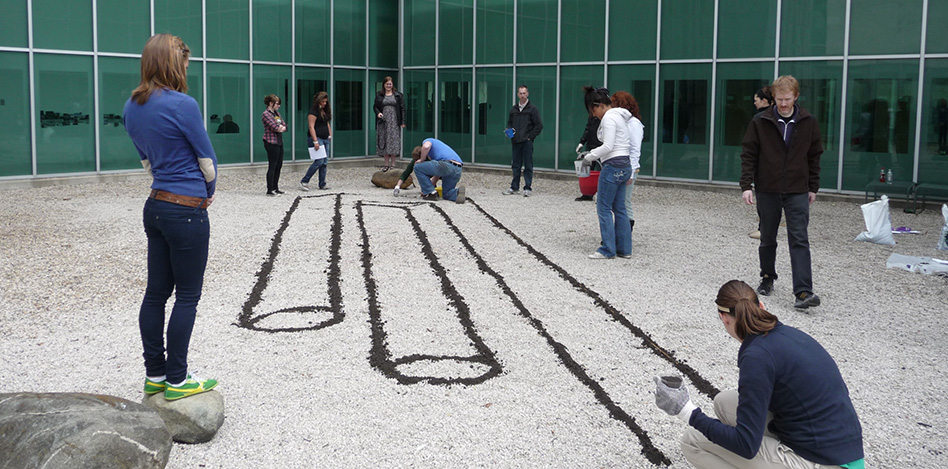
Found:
[919,60,948,185]
[474,68,512,165]
[336,81,364,132]
[0,53,32,176]
[35,55,94,174]
[476,0,513,64]
[207,63,250,164]
[99,57,140,171]
[440,72,472,160]
[662,80,707,145]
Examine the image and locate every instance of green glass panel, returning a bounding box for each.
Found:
[780,0,845,57]
[33,0,92,51]
[712,62,774,183]
[403,69,435,158]
[369,0,399,68]
[207,62,250,164]
[206,0,249,60]
[439,68,473,161]
[0,52,32,176]
[294,67,329,158]
[657,63,711,180]
[155,0,203,57]
[517,0,557,64]
[405,0,436,66]
[185,62,204,118]
[296,0,330,64]
[99,57,141,171]
[849,0,922,56]
[440,0,474,66]
[474,67,513,165]
[927,2,948,54]
[559,66,603,171]
[842,60,918,191]
[513,66,555,169]
[0,0,29,47]
[253,65,292,161]
[369,70,398,158]
[561,0,603,63]
[334,0,366,66]
[608,65,656,176]
[253,0,291,63]
[97,0,149,54]
[334,69,367,157]
[660,0,713,60]
[717,0,776,59]
[777,61,843,191]
[608,0,656,61]
[34,54,94,174]
[920,59,948,185]
[476,0,513,65]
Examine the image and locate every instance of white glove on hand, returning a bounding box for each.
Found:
[393,186,401,196]
[575,143,583,153]
[654,376,698,423]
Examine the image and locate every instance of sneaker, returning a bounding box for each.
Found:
[266,191,277,197]
[503,188,519,195]
[164,374,218,401]
[298,181,310,192]
[617,252,632,259]
[144,378,166,395]
[523,189,532,197]
[588,251,615,259]
[274,189,285,195]
[318,185,330,190]
[421,192,440,201]
[757,276,774,296]
[456,185,466,204]
[575,195,594,201]
[794,292,821,309]
[749,230,760,239]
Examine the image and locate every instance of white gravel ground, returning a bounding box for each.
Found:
[1,162,947,468]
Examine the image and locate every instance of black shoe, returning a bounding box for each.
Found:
[266,191,277,197]
[575,195,593,201]
[630,219,635,233]
[794,292,821,309]
[756,276,774,296]
[274,189,285,195]
[421,192,440,201]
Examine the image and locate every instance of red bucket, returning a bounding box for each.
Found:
[578,171,600,196]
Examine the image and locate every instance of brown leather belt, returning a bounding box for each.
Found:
[149,189,210,209]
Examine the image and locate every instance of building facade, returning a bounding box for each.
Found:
[2,0,947,193]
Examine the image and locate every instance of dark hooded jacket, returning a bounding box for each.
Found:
[740,105,822,194]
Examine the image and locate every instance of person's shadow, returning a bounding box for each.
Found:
[216,114,239,134]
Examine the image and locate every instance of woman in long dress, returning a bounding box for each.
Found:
[374,76,406,171]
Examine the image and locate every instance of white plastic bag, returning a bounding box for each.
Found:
[854,195,896,245]
[938,204,948,251]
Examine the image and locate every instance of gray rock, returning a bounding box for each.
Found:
[142,391,224,444]
[371,169,413,189]
[0,392,171,469]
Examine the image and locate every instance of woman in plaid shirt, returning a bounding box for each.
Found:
[262,94,287,195]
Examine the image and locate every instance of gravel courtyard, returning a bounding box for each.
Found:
[1,162,946,468]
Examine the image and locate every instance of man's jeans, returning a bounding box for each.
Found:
[140,198,210,384]
[414,160,462,201]
[301,138,330,188]
[510,140,534,191]
[596,163,633,257]
[757,191,813,294]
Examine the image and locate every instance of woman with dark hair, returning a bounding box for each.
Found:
[299,91,333,190]
[123,34,218,400]
[262,94,287,195]
[577,86,634,259]
[611,91,644,234]
[374,76,406,171]
[748,86,775,239]
[653,280,864,469]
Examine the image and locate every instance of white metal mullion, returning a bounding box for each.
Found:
[28,0,37,176]
[93,0,101,172]
[329,0,334,159]
[249,0,254,164]
[836,0,852,192]
[603,0,609,87]
[652,0,661,178]
[434,0,439,139]
[202,0,208,134]
[774,0,781,79]
[708,0,719,182]
[512,0,517,99]
[291,0,296,161]
[912,0,929,183]
[554,0,561,171]
[365,0,370,157]
[471,0,477,163]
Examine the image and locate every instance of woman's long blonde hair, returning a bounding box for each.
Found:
[131,34,190,105]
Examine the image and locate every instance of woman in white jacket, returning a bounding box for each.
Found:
[579,87,634,259]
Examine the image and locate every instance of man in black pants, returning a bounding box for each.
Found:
[504,85,543,197]
[740,75,823,310]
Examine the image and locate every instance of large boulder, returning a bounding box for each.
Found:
[0,392,171,469]
[371,169,413,189]
[142,391,224,444]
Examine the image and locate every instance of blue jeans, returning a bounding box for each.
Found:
[140,198,210,383]
[596,163,633,257]
[414,160,462,201]
[757,191,813,294]
[624,169,639,221]
[510,140,534,191]
[301,138,330,188]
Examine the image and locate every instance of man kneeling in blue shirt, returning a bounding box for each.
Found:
[412,138,466,204]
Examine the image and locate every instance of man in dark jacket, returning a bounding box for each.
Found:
[740,75,822,310]
[504,85,543,197]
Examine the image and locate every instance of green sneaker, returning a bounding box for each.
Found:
[144,378,166,395]
[164,374,218,401]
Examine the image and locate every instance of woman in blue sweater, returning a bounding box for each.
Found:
[654,280,863,468]
[123,34,218,401]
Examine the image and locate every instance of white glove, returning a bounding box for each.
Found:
[393,186,401,196]
[575,143,583,153]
